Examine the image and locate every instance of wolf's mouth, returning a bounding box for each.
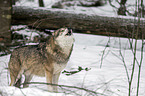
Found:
[66,28,72,36]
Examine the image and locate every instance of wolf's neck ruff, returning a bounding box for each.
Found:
[45,28,74,64]
[46,42,73,64]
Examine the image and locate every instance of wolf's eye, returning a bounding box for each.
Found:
[60,29,65,32]
[58,31,63,36]
[59,30,64,33]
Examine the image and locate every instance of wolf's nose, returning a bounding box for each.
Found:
[65,28,72,36]
[68,28,72,34]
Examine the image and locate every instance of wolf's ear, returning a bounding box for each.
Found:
[51,32,55,36]
[49,31,56,36]
[52,29,60,37]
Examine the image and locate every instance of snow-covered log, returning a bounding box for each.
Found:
[52,0,105,8]
[12,6,145,39]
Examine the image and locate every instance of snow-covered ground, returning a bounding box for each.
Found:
[0,32,145,96]
[0,0,144,96]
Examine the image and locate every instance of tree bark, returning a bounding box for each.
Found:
[0,0,12,43]
[39,0,44,7]
[117,0,127,15]
[12,6,145,39]
[52,0,105,8]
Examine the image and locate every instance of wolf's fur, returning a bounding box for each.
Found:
[8,28,74,92]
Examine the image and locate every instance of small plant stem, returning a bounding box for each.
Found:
[136,0,143,95]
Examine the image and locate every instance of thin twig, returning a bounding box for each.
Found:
[118,38,129,82]
[108,0,118,9]
[100,37,110,68]
[136,0,143,95]
[128,38,140,66]
[128,1,139,95]
[22,82,101,95]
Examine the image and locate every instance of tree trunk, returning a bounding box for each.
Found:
[12,6,145,39]
[52,0,105,8]
[140,0,145,18]
[39,0,44,7]
[12,0,16,5]
[0,0,12,43]
[117,0,127,15]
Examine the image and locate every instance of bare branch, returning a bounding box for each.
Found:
[22,82,107,96]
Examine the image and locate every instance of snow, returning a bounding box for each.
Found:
[1,0,144,96]
[0,32,145,96]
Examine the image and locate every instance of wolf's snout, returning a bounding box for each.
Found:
[66,28,72,36]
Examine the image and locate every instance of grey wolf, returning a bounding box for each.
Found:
[8,28,74,92]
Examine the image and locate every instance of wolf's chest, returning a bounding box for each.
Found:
[53,63,67,74]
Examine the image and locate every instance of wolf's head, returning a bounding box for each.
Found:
[46,28,74,55]
[53,28,74,48]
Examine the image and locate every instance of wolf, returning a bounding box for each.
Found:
[8,28,74,92]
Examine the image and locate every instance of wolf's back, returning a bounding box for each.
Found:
[9,45,47,77]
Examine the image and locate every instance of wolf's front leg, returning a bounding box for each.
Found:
[23,74,33,88]
[52,72,61,92]
[9,73,16,86]
[45,71,53,92]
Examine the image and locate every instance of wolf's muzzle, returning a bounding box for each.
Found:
[66,28,72,36]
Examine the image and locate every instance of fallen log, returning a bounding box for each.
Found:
[12,6,145,39]
[52,0,105,8]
